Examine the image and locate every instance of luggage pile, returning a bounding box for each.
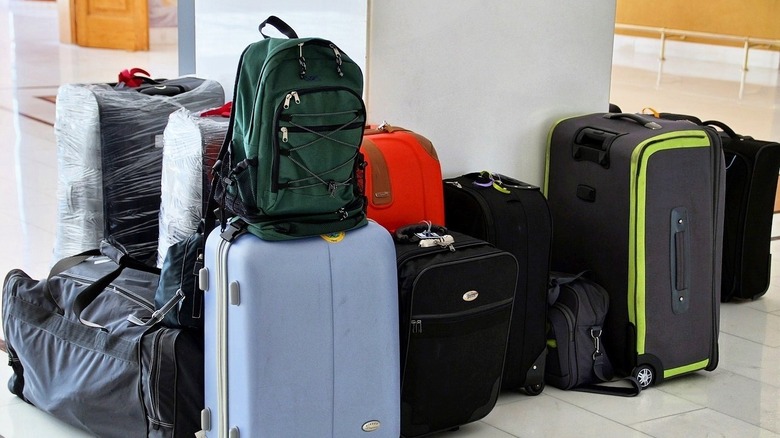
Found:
[3,14,778,438]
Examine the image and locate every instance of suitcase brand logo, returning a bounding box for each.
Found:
[362,420,381,432]
[462,290,479,302]
[320,231,346,243]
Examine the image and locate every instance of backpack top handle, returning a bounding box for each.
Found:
[258,16,299,39]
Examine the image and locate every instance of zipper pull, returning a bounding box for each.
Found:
[281,127,288,143]
[329,43,344,77]
[298,43,307,79]
[283,91,301,109]
[445,181,463,189]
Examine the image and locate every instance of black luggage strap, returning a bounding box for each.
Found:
[574,327,641,397]
[220,218,249,243]
[67,244,160,330]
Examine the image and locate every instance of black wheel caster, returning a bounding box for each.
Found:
[632,365,655,389]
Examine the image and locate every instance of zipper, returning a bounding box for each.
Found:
[551,302,578,383]
[395,237,487,267]
[271,86,365,193]
[59,272,155,313]
[410,297,514,323]
[281,120,364,137]
[148,330,164,426]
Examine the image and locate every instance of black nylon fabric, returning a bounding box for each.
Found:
[545,273,611,390]
[395,231,518,438]
[443,174,552,392]
[2,254,203,438]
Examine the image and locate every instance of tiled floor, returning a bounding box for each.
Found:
[1,1,780,437]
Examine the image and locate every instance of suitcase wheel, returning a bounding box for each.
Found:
[523,382,545,396]
[632,365,655,389]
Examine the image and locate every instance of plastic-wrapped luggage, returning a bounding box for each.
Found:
[156,106,228,266]
[53,77,225,265]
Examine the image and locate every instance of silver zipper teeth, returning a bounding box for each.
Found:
[59,272,154,312]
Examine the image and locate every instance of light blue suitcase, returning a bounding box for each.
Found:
[199,220,400,438]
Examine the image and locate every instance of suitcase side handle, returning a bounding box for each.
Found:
[670,207,690,314]
[603,113,662,130]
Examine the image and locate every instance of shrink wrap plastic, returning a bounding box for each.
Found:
[157,108,228,266]
[53,79,225,264]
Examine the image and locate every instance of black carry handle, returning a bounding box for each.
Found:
[70,243,161,330]
[258,16,299,39]
[603,113,662,130]
[43,249,102,315]
[702,120,740,139]
[394,222,449,244]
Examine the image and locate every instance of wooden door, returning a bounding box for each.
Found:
[73,0,149,51]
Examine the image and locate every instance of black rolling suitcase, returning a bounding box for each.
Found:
[394,226,518,438]
[544,113,725,389]
[647,112,780,301]
[714,121,780,301]
[443,172,552,395]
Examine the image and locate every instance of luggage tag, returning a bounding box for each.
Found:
[415,221,455,252]
[472,171,511,194]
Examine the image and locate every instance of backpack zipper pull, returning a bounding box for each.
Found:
[281,127,289,143]
[329,43,344,77]
[283,91,300,109]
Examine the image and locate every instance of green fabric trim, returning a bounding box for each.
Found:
[628,130,710,355]
[663,358,710,378]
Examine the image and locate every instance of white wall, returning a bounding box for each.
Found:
[186,1,617,186]
[366,1,617,185]
[192,0,367,101]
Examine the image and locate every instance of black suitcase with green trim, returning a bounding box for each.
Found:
[544,112,725,389]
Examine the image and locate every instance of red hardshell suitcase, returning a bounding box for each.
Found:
[360,124,445,232]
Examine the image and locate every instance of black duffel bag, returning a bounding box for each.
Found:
[2,242,203,438]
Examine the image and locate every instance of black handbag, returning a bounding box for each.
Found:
[149,231,205,330]
[545,272,640,397]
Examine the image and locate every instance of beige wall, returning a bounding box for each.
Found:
[615,0,780,47]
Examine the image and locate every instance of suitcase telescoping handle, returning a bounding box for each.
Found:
[573,128,617,168]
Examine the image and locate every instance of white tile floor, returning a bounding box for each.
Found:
[1,1,780,437]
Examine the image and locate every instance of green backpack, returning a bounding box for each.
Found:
[214,16,368,240]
